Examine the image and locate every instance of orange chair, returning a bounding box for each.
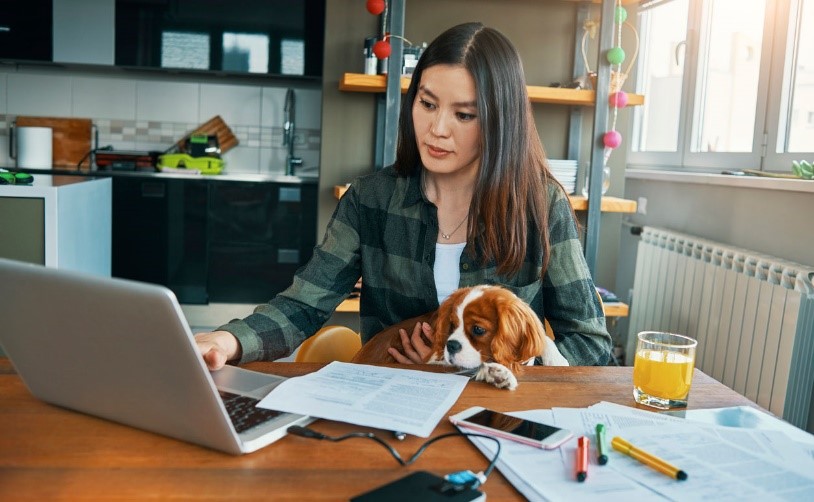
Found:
[294,325,362,363]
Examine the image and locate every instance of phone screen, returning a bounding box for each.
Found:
[464,409,561,440]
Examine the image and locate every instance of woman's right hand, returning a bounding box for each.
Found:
[194,330,241,370]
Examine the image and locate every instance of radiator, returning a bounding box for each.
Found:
[627,226,814,429]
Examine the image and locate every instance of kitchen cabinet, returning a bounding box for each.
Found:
[207,181,317,303]
[111,176,317,305]
[114,0,325,78]
[0,175,111,276]
[0,0,53,62]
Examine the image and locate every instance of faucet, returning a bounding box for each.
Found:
[283,88,302,175]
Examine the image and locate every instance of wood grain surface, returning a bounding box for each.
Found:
[0,358,762,501]
[14,116,93,169]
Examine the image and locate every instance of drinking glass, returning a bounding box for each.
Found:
[633,331,698,409]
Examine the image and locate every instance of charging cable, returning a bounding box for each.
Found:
[287,425,501,489]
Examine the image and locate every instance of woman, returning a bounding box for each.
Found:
[196,22,612,370]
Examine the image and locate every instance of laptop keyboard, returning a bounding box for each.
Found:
[218,391,284,434]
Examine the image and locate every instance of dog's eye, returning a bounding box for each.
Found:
[472,325,486,336]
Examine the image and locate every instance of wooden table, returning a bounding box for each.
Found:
[0,358,759,501]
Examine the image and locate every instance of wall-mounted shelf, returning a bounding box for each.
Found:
[337,297,628,317]
[334,185,636,213]
[339,73,644,107]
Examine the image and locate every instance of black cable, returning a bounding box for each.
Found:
[287,425,502,487]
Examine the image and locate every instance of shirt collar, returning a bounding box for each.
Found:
[402,168,427,208]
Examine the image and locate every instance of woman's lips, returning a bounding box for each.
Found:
[426,144,451,158]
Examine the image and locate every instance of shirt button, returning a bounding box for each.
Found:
[462,263,469,270]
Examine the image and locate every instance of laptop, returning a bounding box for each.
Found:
[0,258,312,455]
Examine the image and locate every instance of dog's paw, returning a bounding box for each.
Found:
[474,362,518,390]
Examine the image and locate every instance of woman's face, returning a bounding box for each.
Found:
[412,64,482,178]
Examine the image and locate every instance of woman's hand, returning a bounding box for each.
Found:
[388,322,435,364]
[194,330,241,370]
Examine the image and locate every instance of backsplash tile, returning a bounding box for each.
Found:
[7,73,72,117]
[73,77,136,120]
[136,81,200,123]
[0,67,322,172]
[0,75,6,114]
[199,83,262,126]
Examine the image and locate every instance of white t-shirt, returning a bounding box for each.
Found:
[433,242,467,305]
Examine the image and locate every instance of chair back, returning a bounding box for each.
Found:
[294,325,362,363]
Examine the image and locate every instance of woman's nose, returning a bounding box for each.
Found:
[430,112,452,137]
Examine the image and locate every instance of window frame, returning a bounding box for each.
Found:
[628,0,814,173]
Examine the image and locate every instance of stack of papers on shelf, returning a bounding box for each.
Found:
[548,159,578,194]
[462,402,814,501]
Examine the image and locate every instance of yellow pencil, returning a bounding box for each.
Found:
[611,436,688,480]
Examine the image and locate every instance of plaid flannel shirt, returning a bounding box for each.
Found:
[220,166,612,366]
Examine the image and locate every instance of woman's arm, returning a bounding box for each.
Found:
[542,187,613,366]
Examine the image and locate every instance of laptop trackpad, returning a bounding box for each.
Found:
[211,365,286,399]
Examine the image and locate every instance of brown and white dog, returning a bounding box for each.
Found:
[351,285,569,389]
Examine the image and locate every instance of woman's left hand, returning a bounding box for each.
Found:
[388,322,435,364]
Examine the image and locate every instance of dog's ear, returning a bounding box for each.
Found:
[432,288,464,353]
[491,296,546,372]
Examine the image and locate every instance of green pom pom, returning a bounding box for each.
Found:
[607,47,626,65]
[615,7,628,24]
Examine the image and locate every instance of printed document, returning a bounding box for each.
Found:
[257,361,468,437]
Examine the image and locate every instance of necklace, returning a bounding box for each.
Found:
[439,215,467,240]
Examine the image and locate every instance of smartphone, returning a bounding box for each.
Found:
[449,406,573,449]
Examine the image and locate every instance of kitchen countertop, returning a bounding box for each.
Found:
[4,167,319,184]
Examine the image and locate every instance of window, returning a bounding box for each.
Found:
[630,0,814,172]
[223,33,269,74]
[280,39,305,76]
[161,32,210,70]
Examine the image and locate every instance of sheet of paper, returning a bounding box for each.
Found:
[552,404,814,500]
[465,410,658,502]
[604,424,814,500]
[579,402,814,467]
[257,361,468,437]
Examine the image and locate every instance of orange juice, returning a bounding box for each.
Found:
[633,349,694,400]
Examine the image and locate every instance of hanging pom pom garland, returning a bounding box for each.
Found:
[366,0,386,15]
[373,38,392,59]
[366,0,390,60]
[603,0,627,166]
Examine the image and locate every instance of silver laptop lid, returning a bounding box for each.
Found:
[0,258,305,454]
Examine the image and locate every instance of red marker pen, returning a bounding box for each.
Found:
[576,436,589,482]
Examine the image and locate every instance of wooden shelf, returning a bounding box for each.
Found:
[340,73,644,107]
[602,302,629,317]
[335,185,636,213]
[567,195,637,213]
[336,297,628,317]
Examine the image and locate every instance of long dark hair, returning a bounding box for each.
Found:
[394,22,557,279]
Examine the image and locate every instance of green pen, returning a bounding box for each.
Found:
[596,423,608,465]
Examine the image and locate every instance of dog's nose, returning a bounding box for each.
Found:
[446,339,462,355]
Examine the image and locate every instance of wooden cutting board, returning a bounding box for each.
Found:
[15,116,93,169]
[171,115,239,154]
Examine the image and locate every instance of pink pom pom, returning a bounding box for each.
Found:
[603,130,622,149]
[609,91,628,108]
[373,39,391,59]
[366,0,386,15]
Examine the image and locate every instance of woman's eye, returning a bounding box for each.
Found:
[457,112,476,121]
[418,98,435,110]
[472,325,486,336]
